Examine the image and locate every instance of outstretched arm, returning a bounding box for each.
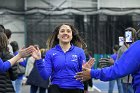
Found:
[9,46,35,66]
[32,47,52,80]
[0,46,35,72]
[75,40,140,81]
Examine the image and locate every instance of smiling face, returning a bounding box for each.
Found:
[57,25,73,44]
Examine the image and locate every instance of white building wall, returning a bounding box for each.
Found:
[0,0,140,49]
[27,0,140,9]
[99,0,140,8]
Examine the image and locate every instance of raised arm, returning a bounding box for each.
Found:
[32,47,52,80]
[0,46,35,72]
[75,40,140,81]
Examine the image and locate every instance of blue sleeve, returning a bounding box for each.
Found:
[36,52,52,80]
[110,54,114,59]
[0,58,11,72]
[19,59,27,67]
[110,53,117,61]
[91,41,140,81]
[14,52,27,67]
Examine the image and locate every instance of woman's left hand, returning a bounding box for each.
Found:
[32,46,41,60]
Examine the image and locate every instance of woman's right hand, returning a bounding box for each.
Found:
[82,58,95,69]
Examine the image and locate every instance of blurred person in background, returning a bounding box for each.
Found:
[4,29,13,54]
[108,45,123,93]
[116,27,136,93]
[10,41,26,93]
[0,24,5,32]
[0,31,17,93]
[75,28,140,93]
[0,30,35,93]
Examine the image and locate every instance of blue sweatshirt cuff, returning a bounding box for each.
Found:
[0,61,11,72]
[6,61,11,67]
[90,69,100,78]
[90,69,95,78]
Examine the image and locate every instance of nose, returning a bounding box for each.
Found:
[63,30,68,34]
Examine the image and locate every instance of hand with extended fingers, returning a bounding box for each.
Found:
[82,58,95,68]
[31,45,41,60]
[74,58,95,82]
[18,46,35,58]
[8,46,36,66]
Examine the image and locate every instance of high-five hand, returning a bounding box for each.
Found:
[32,46,41,60]
[82,58,95,69]
[18,46,35,58]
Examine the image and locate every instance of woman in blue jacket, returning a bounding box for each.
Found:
[75,40,140,93]
[32,23,87,93]
[0,32,34,72]
[0,31,35,93]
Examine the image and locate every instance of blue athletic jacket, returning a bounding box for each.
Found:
[0,58,11,72]
[90,40,140,92]
[110,53,117,61]
[36,44,86,89]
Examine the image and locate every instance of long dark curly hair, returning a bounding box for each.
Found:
[47,23,87,49]
[0,32,8,52]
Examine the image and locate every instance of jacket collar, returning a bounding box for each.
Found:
[55,44,74,52]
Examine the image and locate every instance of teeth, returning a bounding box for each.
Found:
[63,36,68,39]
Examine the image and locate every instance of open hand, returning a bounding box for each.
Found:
[32,46,41,60]
[75,67,91,82]
[82,58,95,69]
[18,46,35,58]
